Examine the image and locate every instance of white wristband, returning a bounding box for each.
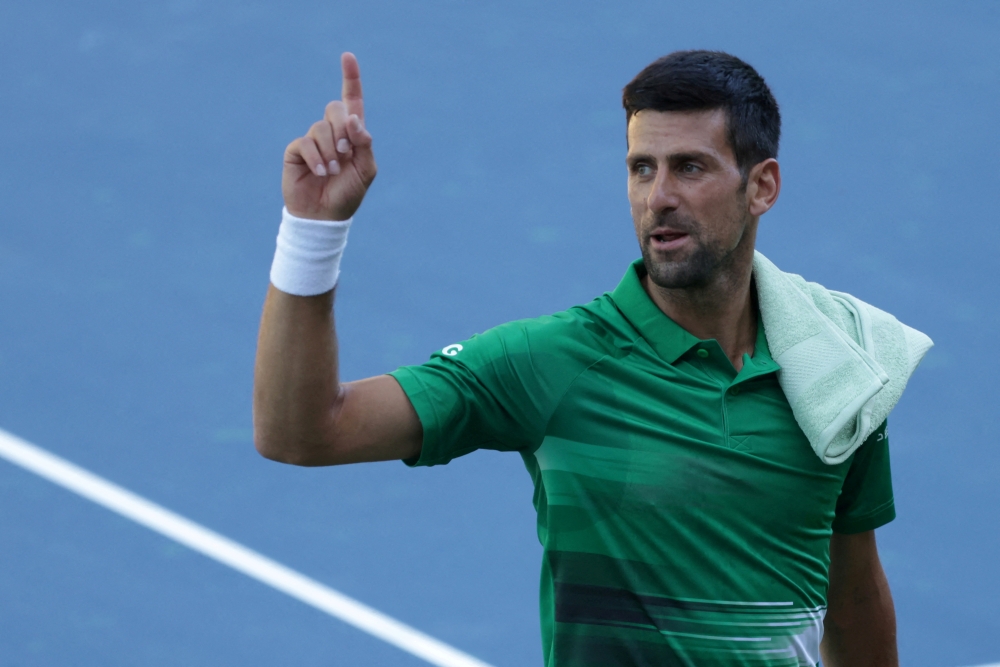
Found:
[269,207,352,296]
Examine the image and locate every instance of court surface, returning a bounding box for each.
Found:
[1,2,998,665]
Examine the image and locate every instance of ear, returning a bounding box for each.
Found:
[746,158,781,217]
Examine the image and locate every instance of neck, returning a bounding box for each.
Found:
[642,243,758,372]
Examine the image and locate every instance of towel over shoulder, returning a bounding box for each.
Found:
[753,251,933,464]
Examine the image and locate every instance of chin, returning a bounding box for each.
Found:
[647,266,712,290]
[642,248,715,290]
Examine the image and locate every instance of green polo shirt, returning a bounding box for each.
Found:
[390,259,894,667]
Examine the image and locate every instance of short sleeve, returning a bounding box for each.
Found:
[390,314,600,467]
[832,420,895,534]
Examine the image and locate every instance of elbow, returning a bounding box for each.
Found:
[253,425,293,464]
[253,429,293,464]
[253,423,343,467]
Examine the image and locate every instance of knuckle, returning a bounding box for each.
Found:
[325,100,346,116]
[299,140,318,158]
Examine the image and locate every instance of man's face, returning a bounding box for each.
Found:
[626,109,753,290]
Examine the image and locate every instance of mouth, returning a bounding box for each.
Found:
[649,229,690,252]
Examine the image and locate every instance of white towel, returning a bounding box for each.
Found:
[753,251,934,464]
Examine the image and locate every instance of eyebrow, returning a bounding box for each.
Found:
[627,150,717,166]
[668,151,716,165]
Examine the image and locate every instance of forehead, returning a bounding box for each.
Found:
[626,109,733,162]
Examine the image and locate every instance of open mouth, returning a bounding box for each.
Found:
[650,231,689,250]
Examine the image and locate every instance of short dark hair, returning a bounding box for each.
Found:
[622,50,781,176]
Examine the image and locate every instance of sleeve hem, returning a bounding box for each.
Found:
[832,499,896,534]
[388,368,448,468]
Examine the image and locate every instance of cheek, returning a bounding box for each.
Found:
[697,188,747,234]
[627,184,648,215]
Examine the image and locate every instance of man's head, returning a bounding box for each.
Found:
[622,51,781,291]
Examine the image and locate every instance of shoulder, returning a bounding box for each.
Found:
[500,293,629,352]
[434,294,631,371]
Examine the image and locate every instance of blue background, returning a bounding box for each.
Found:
[1,1,997,665]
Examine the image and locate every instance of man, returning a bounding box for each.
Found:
[254,51,906,666]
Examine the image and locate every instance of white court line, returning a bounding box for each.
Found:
[0,428,494,667]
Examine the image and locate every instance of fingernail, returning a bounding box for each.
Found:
[328,160,341,175]
[337,138,351,154]
[314,163,327,177]
[351,116,362,131]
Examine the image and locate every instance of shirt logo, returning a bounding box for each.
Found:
[442,344,464,357]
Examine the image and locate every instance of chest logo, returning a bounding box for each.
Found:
[442,344,464,357]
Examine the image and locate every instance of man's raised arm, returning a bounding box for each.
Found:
[253,52,422,467]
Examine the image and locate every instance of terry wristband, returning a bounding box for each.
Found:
[269,207,352,296]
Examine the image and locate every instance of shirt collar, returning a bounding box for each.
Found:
[610,259,781,372]
[742,314,780,376]
[610,259,701,364]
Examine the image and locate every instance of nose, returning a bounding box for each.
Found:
[647,169,680,214]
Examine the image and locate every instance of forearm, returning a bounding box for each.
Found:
[253,284,342,465]
[821,533,899,666]
[821,593,897,666]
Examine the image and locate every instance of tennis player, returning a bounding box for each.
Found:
[254,51,901,666]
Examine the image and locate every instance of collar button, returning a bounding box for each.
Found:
[696,348,710,359]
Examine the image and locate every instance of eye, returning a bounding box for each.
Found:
[633,163,653,177]
[680,162,701,174]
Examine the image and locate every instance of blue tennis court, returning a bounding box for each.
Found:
[1,2,997,665]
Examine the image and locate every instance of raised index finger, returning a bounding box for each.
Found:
[341,52,365,121]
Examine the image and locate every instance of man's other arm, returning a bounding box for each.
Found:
[253,52,421,467]
[820,530,899,667]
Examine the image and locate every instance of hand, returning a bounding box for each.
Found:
[282,52,376,221]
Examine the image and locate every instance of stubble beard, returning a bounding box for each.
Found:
[639,209,750,291]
